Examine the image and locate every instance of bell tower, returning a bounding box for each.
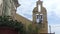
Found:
[32,0,48,33]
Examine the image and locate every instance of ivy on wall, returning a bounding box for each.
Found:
[27,24,39,34]
[0,16,24,34]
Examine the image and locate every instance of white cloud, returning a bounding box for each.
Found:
[17,0,37,20]
[17,0,60,22]
[43,0,60,18]
[17,0,60,19]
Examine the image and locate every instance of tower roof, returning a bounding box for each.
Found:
[38,0,40,1]
[36,0,42,5]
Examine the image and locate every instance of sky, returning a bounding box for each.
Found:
[17,0,60,34]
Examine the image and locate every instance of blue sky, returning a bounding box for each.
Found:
[17,0,60,34]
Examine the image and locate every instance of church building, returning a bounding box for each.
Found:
[15,0,48,34]
[0,0,55,34]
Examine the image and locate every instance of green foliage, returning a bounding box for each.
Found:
[0,16,40,34]
[28,24,39,34]
[0,16,25,34]
[28,24,33,32]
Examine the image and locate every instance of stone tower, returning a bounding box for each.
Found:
[32,0,48,33]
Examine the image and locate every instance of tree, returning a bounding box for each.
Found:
[0,16,25,34]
